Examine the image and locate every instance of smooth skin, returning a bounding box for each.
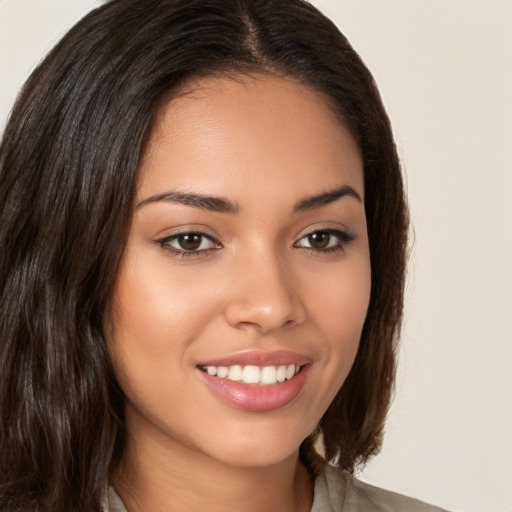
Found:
[108,75,371,512]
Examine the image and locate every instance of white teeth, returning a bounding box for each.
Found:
[227,365,243,381]
[276,365,287,383]
[202,363,301,385]
[260,366,277,385]
[217,366,229,378]
[242,365,260,384]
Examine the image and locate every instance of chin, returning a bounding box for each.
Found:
[208,442,302,469]
[193,419,314,469]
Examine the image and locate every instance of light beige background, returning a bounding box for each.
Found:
[1,1,511,511]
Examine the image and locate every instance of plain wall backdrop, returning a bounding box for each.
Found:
[1,1,511,511]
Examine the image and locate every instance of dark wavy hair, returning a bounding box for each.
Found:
[0,0,408,510]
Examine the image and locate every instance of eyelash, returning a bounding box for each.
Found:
[156,229,356,259]
[293,229,356,255]
[157,232,221,259]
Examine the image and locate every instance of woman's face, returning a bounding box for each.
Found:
[108,75,371,468]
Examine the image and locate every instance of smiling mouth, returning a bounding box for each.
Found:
[198,364,302,386]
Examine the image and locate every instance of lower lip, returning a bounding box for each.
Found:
[196,365,310,412]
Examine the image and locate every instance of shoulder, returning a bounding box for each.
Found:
[312,463,451,512]
[105,486,128,512]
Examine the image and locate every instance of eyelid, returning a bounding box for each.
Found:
[293,227,356,252]
[293,222,354,240]
[154,225,356,259]
[156,230,222,258]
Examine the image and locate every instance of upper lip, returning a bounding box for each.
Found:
[196,350,311,368]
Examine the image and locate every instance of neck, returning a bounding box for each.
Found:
[111,428,314,512]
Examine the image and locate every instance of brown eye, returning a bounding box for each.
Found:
[307,231,331,249]
[295,229,355,253]
[157,231,220,256]
[177,233,203,251]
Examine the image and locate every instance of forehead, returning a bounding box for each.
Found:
[137,74,364,202]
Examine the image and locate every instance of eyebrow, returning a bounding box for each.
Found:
[137,184,361,214]
[137,191,239,213]
[292,185,362,212]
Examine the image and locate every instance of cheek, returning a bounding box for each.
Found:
[106,253,223,400]
[309,255,371,339]
[110,250,218,343]
[106,267,221,439]
[306,254,371,390]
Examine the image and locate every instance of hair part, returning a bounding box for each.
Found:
[0,1,407,510]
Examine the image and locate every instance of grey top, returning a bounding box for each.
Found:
[105,464,449,512]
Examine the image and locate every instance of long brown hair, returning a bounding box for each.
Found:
[0,0,407,510]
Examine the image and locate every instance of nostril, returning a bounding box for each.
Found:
[222,277,306,332]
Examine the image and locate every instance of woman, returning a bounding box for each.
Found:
[0,0,448,511]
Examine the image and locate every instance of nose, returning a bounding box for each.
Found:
[223,251,306,333]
